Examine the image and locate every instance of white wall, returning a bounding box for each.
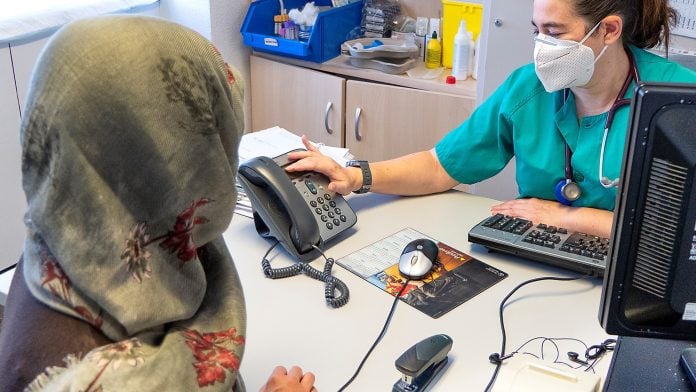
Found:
[160,0,252,132]
[159,0,212,39]
[0,44,23,273]
[210,0,252,133]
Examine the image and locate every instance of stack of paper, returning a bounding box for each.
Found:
[238,126,352,165]
[235,127,353,218]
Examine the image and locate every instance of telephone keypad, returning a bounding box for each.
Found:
[291,170,357,242]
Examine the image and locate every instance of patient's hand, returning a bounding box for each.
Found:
[259,365,317,392]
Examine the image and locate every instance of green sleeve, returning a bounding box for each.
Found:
[435,66,537,184]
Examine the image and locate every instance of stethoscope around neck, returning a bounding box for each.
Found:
[555,48,640,206]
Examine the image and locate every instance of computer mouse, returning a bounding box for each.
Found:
[398,238,439,280]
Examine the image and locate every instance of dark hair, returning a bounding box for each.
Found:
[572,0,677,49]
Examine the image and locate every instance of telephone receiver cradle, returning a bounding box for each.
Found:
[237,150,358,262]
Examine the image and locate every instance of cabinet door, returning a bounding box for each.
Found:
[0,44,26,271]
[250,55,344,148]
[345,80,474,162]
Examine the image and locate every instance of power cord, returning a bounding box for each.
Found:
[484,274,586,392]
[260,240,350,308]
[337,278,411,391]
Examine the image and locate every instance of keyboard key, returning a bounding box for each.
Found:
[501,219,521,232]
[483,214,505,227]
[492,217,513,230]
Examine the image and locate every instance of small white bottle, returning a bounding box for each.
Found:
[451,20,470,81]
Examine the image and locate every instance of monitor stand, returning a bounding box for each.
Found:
[603,336,696,392]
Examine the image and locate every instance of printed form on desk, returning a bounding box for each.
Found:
[235,126,353,218]
[238,126,353,164]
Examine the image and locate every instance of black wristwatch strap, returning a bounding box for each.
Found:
[346,160,371,194]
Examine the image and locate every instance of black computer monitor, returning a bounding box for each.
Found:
[599,82,696,384]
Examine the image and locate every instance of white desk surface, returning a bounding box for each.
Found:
[224,191,615,391]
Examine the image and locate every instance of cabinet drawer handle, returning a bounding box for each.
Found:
[324,101,334,135]
[354,107,362,141]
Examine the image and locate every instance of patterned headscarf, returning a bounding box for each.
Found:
[20,15,247,391]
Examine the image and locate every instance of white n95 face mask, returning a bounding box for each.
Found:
[534,22,607,92]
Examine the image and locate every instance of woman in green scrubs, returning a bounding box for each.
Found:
[288,0,696,238]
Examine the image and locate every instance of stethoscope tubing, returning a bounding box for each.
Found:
[564,48,640,193]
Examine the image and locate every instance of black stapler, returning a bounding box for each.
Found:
[392,334,453,392]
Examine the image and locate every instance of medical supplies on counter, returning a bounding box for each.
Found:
[343,37,419,74]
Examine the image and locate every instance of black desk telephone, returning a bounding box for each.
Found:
[237,150,357,262]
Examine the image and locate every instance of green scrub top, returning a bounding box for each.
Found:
[436,45,696,211]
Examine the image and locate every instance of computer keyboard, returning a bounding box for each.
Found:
[468,214,608,277]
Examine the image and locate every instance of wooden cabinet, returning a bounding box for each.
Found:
[250,55,344,148]
[249,54,476,162]
[345,80,473,161]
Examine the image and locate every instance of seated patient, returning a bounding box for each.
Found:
[0,15,315,392]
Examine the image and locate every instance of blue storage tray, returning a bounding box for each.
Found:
[241,0,363,63]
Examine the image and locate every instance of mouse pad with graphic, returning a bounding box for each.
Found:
[337,227,508,318]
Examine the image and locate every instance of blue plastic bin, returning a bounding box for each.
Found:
[241,0,363,63]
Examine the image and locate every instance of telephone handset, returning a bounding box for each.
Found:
[237,150,357,262]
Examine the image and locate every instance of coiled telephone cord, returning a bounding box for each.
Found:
[260,241,350,308]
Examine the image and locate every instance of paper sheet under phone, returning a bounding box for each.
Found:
[337,227,508,318]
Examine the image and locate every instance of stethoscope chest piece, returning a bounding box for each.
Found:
[555,179,581,206]
[556,48,640,204]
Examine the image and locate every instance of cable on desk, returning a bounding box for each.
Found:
[337,278,411,392]
[484,274,586,392]
[260,241,350,308]
[506,336,592,370]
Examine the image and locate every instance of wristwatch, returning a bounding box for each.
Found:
[346,160,372,194]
